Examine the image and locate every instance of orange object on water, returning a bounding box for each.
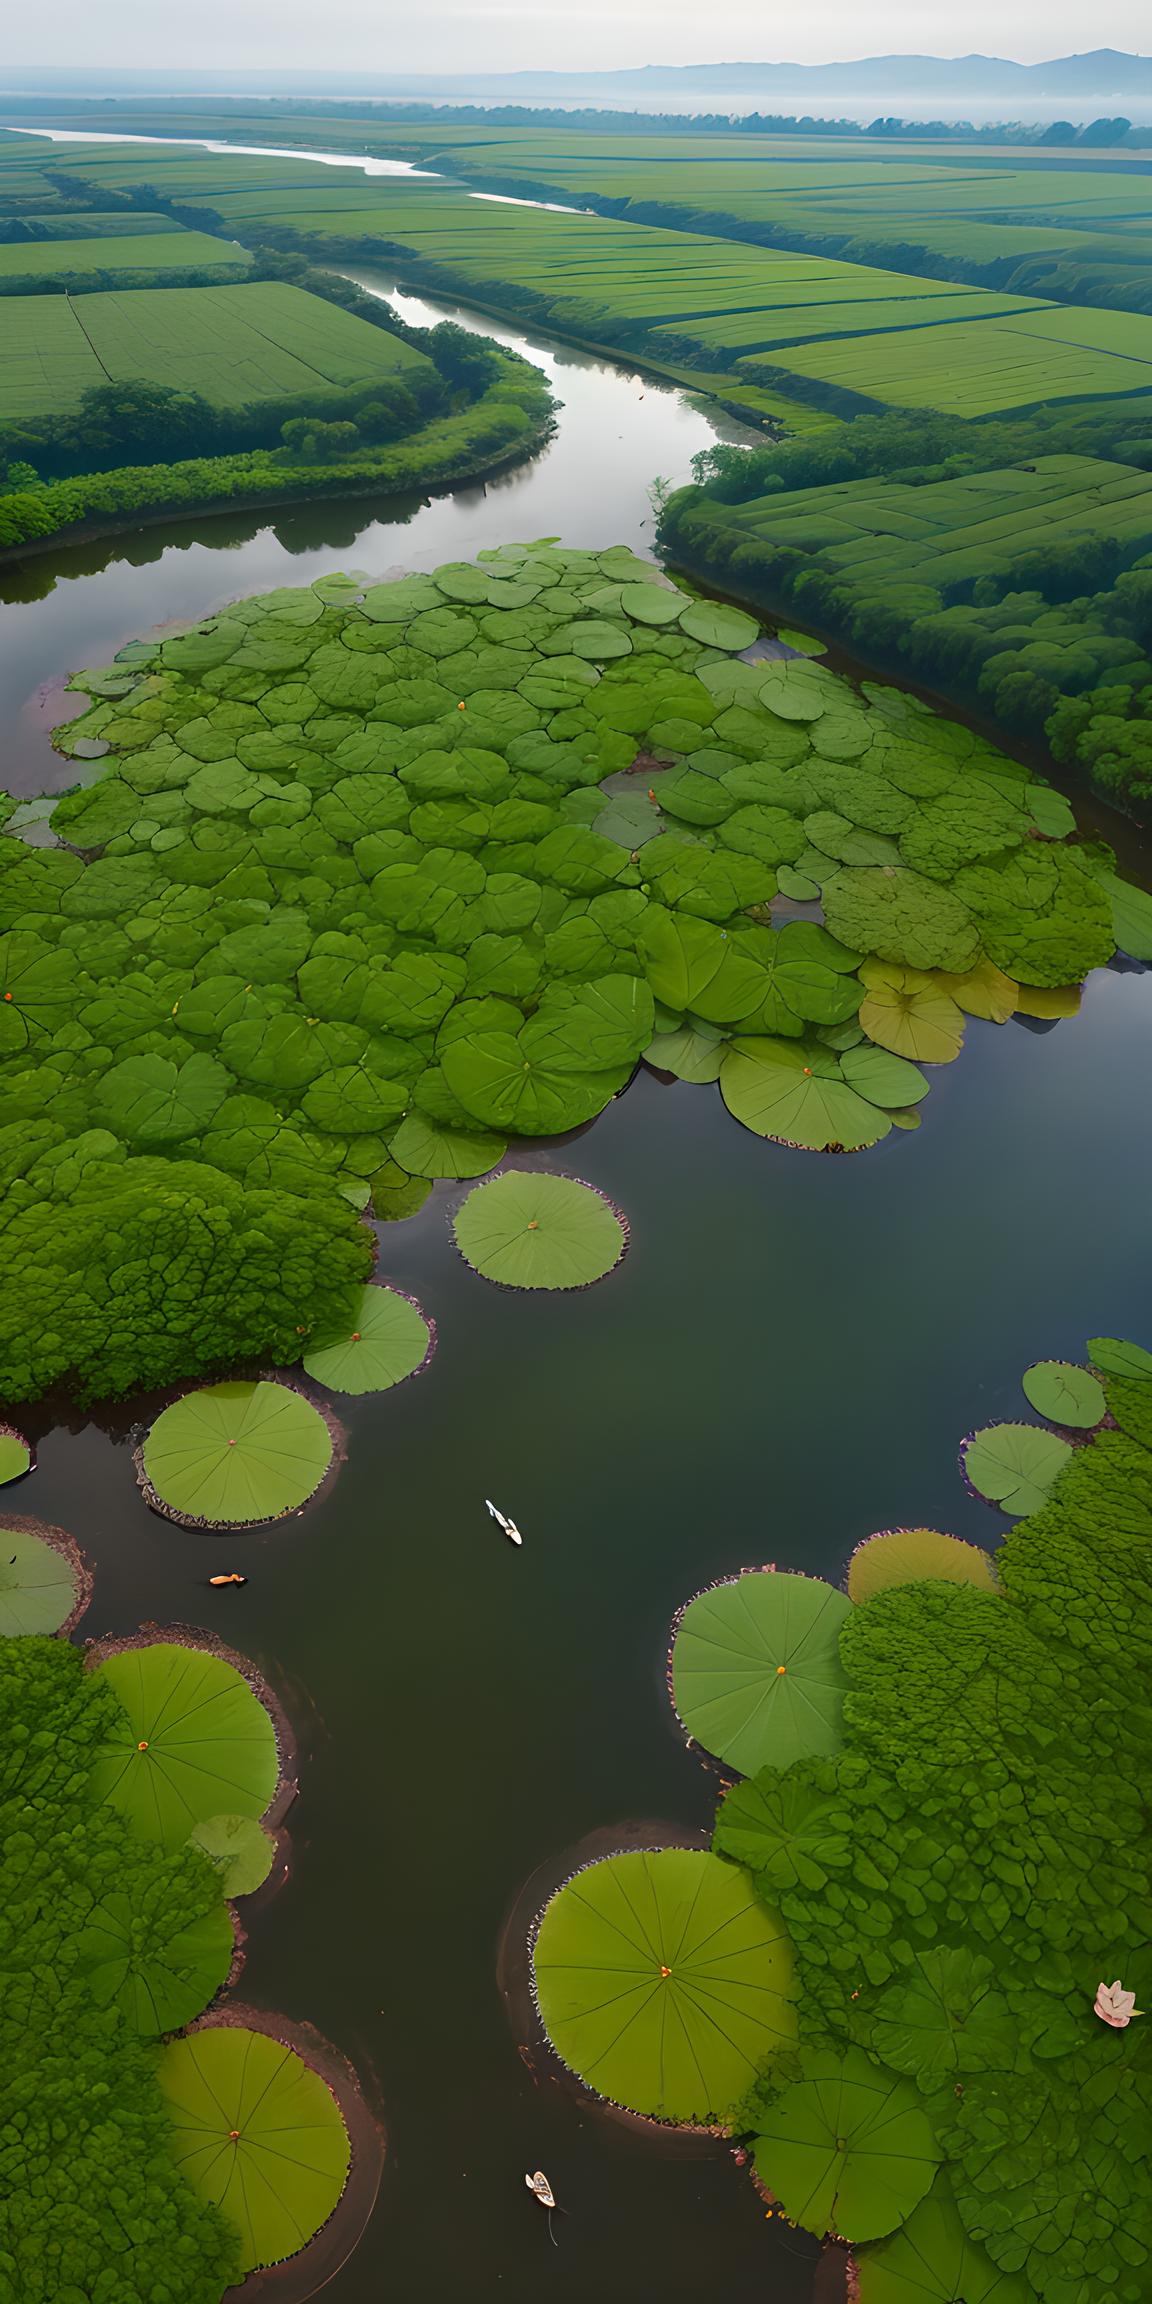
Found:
[209,1573,248,1588]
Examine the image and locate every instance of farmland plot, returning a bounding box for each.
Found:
[0,280,435,420]
[0,229,250,279]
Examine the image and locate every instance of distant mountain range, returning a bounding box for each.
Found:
[3,51,1152,108]
[387,51,1152,101]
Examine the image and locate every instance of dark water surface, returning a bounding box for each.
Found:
[2,147,1152,2304]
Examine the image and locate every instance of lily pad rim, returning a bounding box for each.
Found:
[958,1420,1076,1516]
[175,2001,379,2277]
[666,1562,849,1759]
[845,1525,1001,1605]
[300,1284,438,1397]
[526,1837,778,2134]
[450,1165,631,1293]
[0,1425,35,1486]
[133,1375,345,1530]
[83,1624,297,1832]
[0,1511,93,1639]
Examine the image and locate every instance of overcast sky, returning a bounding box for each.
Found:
[5,0,1148,74]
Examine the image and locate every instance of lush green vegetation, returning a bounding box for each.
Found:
[659,407,1152,818]
[0,351,554,554]
[531,1335,1152,2302]
[0,1619,356,2296]
[0,1635,243,2303]
[26,141,1152,423]
[0,544,1139,1403]
[416,137,1152,318]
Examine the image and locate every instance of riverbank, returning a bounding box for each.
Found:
[0,351,555,562]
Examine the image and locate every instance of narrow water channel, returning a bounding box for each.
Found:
[2,131,1152,2304]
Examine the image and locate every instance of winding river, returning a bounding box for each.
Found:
[2,132,1152,2304]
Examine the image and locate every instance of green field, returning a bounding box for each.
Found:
[4,209,187,237]
[0,280,434,419]
[3,132,1152,422]
[0,228,250,278]
[713,452,1152,582]
[16,142,1151,419]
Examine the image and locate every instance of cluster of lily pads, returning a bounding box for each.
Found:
[0,542,1137,1402]
[529,1334,1152,2304]
[0,1438,356,2296]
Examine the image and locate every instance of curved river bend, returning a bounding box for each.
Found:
[2,132,1151,2304]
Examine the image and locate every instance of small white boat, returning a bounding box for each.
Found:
[486,1499,523,1546]
[525,2170,556,2210]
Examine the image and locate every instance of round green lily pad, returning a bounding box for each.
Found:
[302,1284,432,1396]
[533,1848,795,2123]
[188,1813,277,1896]
[0,1520,84,1637]
[160,2026,351,2271]
[869,1948,1012,2088]
[777,629,828,657]
[961,1423,1073,1517]
[713,1774,851,1896]
[76,1889,234,2034]
[753,2046,941,2242]
[678,601,760,651]
[141,1381,333,1526]
[1087,1335,1152,1381]
[840,1042,929,1109]
[389,1111,506,1179]
[671,1571,852,1774]
[618,583,687,625]
[0,1429,32,1486]
[856,2173,1031,2304]
[1021,1360,1105,1429]
[848,1529,997,1604]
[454,1171,626,1289]
[90,1643,279,1849]
[721,1039,891,1152]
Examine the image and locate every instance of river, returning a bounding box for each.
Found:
[1,133,1152,2304]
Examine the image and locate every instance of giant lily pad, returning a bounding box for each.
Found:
[721,1039,891,1152]
[848,1528,997,1604]
[1087,1335,1152,1381]
[76,1889,234,2034]
[188,1814,277,1897]
[141,1381,333,1526]
[678,601,760,652]
[933,958,1018,1024]
[857,2173,1030,2304]
[454,1171,625,1289]
[839,1043,929,1109]
[302,1284,432,1396]
[90,1643,279,1848]
[713,1773,851,1897]
[823,869,979,975]
[532,1848,795,2122]
[961,1423,1073,1517]
[0,1520,82,1636]
[160,2026,351,2271]
[1020,1360,1105,1429]
[389,1111,505,1179]
[869,1949,1012,2087]
[671,1571,851,1774]
[1104,870,1152,964]
[0,1429,32,1486]
[753,2047,941,2241]
[858,963,965,1064]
